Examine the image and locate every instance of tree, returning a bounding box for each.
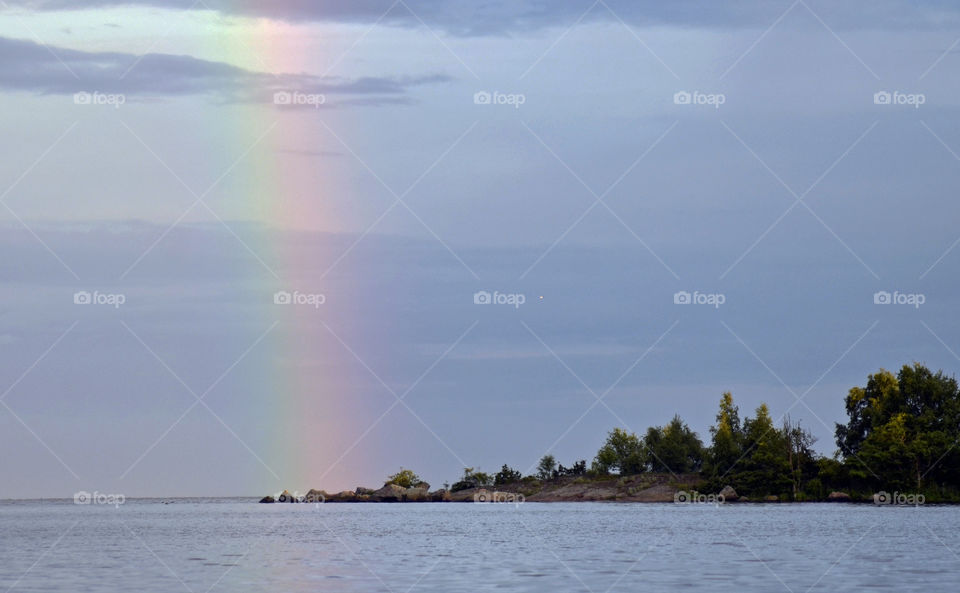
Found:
[835,364,960,492]
[645,415,704,473]
[536,455,557,481]
[736,403,791,496]
[451,467,493,492]
[557,460,587,477]
[494,464,522,485]
[783,415,817,498]
[592,428,645,475]
[704,392,743,479]
[386,468,422,488]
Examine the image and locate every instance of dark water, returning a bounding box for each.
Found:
[1,499,956,591]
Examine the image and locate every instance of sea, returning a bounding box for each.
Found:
[1,499,956,591]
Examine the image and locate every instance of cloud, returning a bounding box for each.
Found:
[4,0,960,34]
[0,36,451,103]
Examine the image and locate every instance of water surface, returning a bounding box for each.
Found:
[1,500,955,591]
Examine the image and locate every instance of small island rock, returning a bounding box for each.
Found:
[718,486,738,501]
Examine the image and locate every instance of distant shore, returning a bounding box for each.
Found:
[259,474,889,504]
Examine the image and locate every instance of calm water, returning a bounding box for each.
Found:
[1,499,957,591]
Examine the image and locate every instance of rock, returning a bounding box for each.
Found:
[303,489,327,503]
[355,487,375,496]
[430,489,451,502]
[413,482,430,491]
[764,495,779,502]
[259,496,275,504]
[827,491,852,502]
[718,485,738,501]
[371,483,406,502]
[277,490,299,503]
[404,487,429,502]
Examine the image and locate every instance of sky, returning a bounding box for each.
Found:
[1,0,960,498]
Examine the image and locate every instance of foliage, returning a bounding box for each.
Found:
[450,467,493,492]
[645,415,704,473]
[386,468,422,489]
[592,428,646,475]
[494,464,523,485]
[835,364,960,492]
[536,455,557,481]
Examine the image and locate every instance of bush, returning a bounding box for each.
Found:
[451,467,493,492]
[386,468,422,489]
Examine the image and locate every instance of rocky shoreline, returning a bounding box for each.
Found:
[258,474,865,504]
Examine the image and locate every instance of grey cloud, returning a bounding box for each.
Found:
[4,0,960,34]
[0,36,451,103]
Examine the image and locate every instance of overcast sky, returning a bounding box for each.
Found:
[2,0,960,498]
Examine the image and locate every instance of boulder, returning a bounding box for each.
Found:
[404,487,429,502]
[718,485,738,501]
[277,490,299,503]
[764,495,779,502]
[371,483,406,502]
[303,489,327,503]
[259,496,275,504]
[430,489,451,502]
[413,482,430,492]
[827,491,852,502]
[355,487,375,496]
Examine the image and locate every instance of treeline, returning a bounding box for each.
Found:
[411,363,960,501]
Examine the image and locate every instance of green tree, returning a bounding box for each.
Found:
[736,403,791,496]
[451,467,493,492]
[704,392,743,479]
[835,364,960,493]
[783,415,818,499]
[536,454,557,481]
[592,428,645,475]
[494,464,522,485]
[645,415,704,473]
[386,468,422,488]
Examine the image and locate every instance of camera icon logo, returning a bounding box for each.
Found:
[673,291,691,305]
[673,91,691,105]
[274,291,292,305]
[74,491,91,504]
[873,490,890,505]
[74,291,92,305]
[674,490,690,503]
[474,489,490,503]
[73,92,92,105]
[874,91,891,105]
[474,290,492,305]
[474,91,491,105]
[873,291,891,305]
[273,91,292,105]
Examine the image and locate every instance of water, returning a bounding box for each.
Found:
[1,499,957,592]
